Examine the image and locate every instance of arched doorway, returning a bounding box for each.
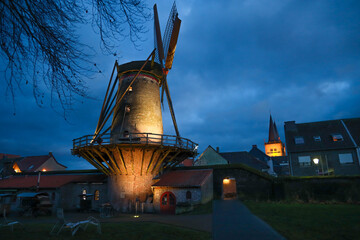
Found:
[160,192,176,214]
[222,177,237,199]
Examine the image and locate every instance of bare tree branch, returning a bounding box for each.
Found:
[0,0,150,116]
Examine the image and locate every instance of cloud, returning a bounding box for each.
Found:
[1,0,360,168]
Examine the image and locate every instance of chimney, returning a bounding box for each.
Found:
[216,147,219,153]
[252,145,257,149]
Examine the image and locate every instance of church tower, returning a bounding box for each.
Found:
[265,115,286,157]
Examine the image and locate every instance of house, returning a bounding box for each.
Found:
[219,151,269,173]
[194,146,228,166]
[249,145,270,164]
[0,171,107,212]
[0,154,22,177]
[271,156,290,176]
[194,146,270,173]
[152,169,213,214]
[12,152,67,173]
[285,118,360,176]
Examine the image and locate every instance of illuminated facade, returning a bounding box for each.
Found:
[265,115,286,157]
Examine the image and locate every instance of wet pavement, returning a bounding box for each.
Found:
[212,200,286,240]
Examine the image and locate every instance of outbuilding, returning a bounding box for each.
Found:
[152,169,213,214]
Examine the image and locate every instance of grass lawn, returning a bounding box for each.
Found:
[0,222,211,240]
[244,201,360,240]
[182,201,213,215]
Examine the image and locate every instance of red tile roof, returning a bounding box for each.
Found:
[153,169,213,187]
[0,174,105,189]
[17,155,50,171]
[16,153,67,172]
[180,158,194,167]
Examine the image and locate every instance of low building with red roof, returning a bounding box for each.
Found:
[0,171,107,212]
[152,169,213,214]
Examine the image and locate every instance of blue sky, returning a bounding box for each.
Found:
[1,0,359,169]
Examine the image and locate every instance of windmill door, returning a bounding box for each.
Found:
[160,192,176,214]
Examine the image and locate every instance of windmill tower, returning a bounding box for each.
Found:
[264,115,286,157]
[72,3,197,212]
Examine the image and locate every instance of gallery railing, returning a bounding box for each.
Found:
[72,132,198,152]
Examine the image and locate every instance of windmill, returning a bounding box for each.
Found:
[71,2,197,212]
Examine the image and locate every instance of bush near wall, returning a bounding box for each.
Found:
[276,176,360,203]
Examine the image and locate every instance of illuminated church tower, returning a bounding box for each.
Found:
[265,115,286,157]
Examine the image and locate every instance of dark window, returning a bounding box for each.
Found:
[313,136,321,142]
[186,191,192,200]
[294,137,304,144]
[169,194,175,205]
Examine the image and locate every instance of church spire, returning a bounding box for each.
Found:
[265,114,286,157]
[268,115,280,142]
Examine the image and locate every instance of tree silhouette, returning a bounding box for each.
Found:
[0,0,150,114]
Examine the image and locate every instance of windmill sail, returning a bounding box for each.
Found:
[165,16,181,70]
[153,2,181,138]
[162,2,181,69]
[153,4,164,65]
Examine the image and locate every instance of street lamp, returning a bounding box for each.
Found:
[313,158,320,175]
[313,157,326,175]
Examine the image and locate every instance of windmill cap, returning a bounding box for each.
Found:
[117,61,163,77]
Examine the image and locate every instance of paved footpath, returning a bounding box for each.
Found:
[213,200,286,240]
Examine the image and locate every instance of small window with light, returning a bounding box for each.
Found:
[94,190,100,201]
[294,137,304,144]
[332,134,343,142]
[313,136,321,142]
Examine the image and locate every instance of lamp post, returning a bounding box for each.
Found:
[313,157,324,175]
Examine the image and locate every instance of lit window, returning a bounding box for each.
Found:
[94,190,100,201]
[298,156,311,167]
[332,134,343,142]
[82,189,87,200]
[294,137,304,144]
[339,153,353,164]
[313,136,321,142]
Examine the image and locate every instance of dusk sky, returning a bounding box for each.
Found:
[1,0,359,169]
